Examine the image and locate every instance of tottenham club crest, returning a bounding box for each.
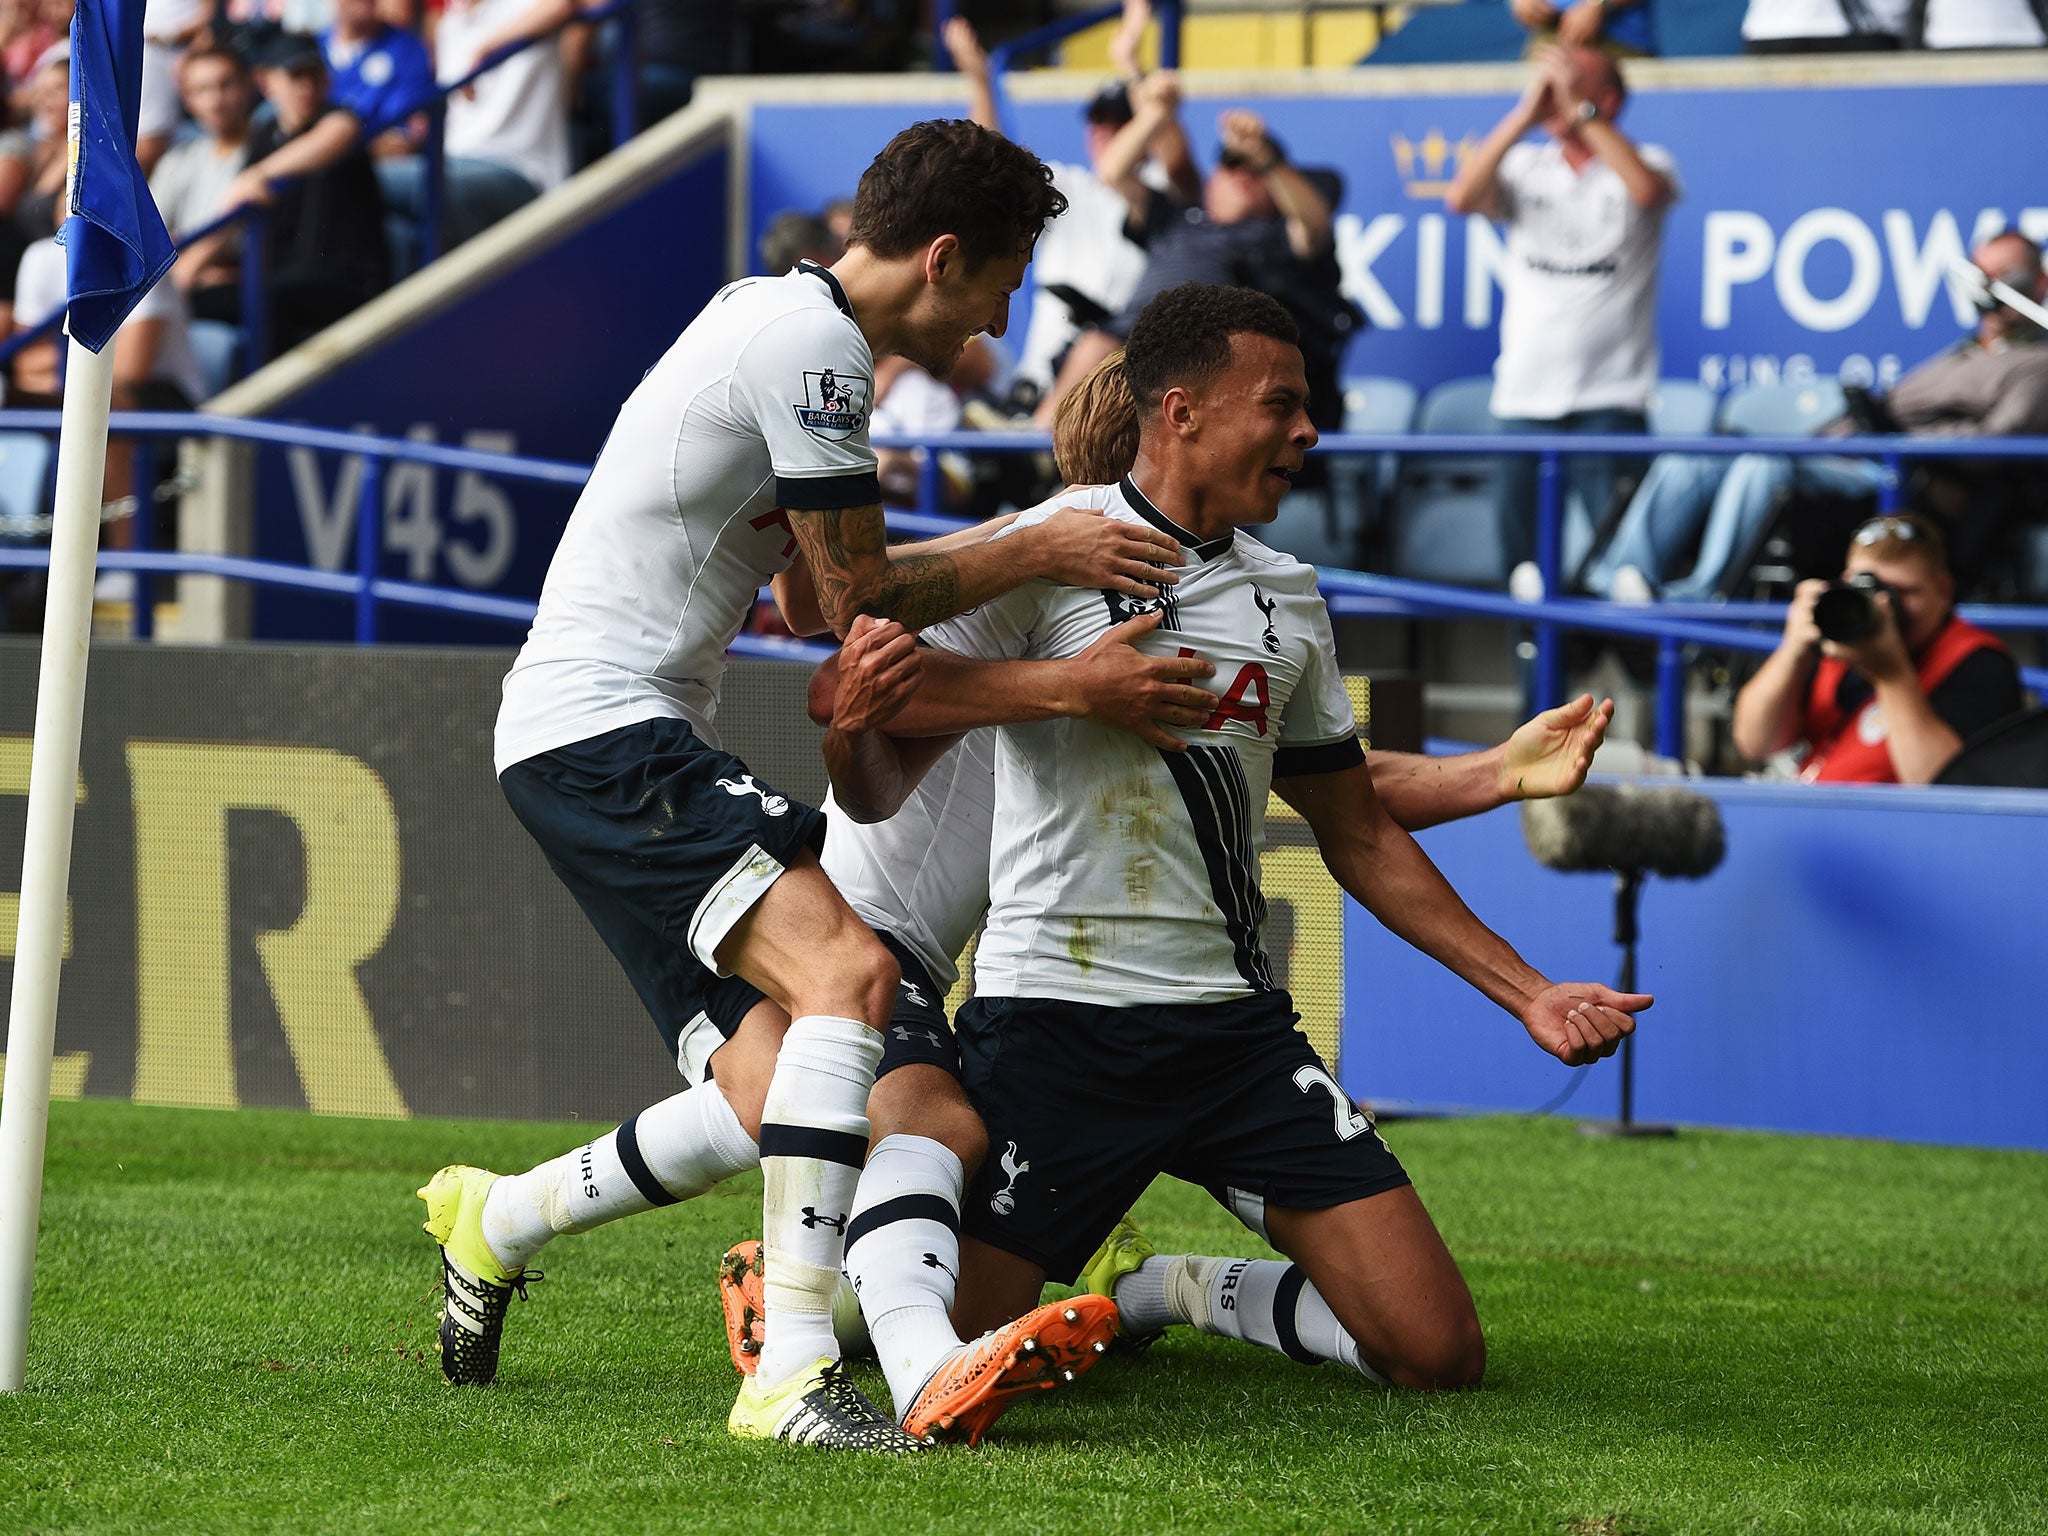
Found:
[792,367,871,441]
[716,773,789,817]
[988,1141,1031,1216]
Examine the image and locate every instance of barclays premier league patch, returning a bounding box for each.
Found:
[792,368,870,441]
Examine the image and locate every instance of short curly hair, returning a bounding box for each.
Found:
[1121,283,1301,416]
[847,120,1067,270]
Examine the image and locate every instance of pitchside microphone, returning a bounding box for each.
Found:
[1520,783,1726,882]
[1520,784,1727,1137]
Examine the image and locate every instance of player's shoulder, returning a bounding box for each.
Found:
[717,269,869,349]
[1230,530,1323,593]
[1007,481,1125,534]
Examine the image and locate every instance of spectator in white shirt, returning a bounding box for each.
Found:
[154,47,258,301]
[374,0,578,258]
[1920,0,2046,49]
[1448,44,1678,584]
[1741,0,1911,51]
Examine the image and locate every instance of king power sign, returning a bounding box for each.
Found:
[745,78,2046,400]
[1223,80,2048,396]
[1302,78,2039,399]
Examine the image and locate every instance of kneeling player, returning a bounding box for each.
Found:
[881,283,1650,1403]
[710,334,1625,1438]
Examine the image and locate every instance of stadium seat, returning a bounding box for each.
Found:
[1386,376,1514,587]
[1715,378,1848,437]
[1360,0,1526,65]
[1650,0,1748,57]
[189,321,243,400]
[1708,378,1867,597]
[1265,376,1421,571]
[1647,379,1719,437]
[1333,375,1418,565]
[0,430,53,535]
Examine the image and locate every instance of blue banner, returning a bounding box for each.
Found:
[751,78,2048,399]
[63,0,175,352]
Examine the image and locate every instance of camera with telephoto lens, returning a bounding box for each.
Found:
[1813,571,1899,644]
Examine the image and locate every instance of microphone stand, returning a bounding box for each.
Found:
[1580,867,1676,1138]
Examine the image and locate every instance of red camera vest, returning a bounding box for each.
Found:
[1799,614,2005,784]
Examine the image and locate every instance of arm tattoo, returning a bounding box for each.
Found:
[789,504,965,633]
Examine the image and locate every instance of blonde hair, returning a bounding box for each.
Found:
[1052,350,1140,486]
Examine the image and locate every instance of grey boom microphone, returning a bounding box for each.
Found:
[1520,783,1726,880]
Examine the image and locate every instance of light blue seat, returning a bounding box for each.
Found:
[1387,376,1513,587]
[1647,379,1719,438]
[1716,378,1848,438]
[1328,375,1418,567]
[0,431,52,539]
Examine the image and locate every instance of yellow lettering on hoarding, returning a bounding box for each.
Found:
[1260,844,1344,1069]
[128,742,408,1119]
[0,1051,90,1099]
[0,734,87,960]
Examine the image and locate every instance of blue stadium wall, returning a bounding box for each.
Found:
[246,147,728,644]
[1345,780,2048,1150]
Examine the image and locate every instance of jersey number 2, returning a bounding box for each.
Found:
[1293,1064,1372,1142]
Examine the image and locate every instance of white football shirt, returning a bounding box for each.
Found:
[922,478,1361,1006]
[822,730,995,991]
[495,263,879,774]
[1489,138,1681,421]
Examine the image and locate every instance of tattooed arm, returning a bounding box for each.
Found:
[787,503,1181,638]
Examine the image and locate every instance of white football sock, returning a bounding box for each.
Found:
[480,1078,759,1272]
[1115,1254,1387,1385]
[844,1133,967,1418]
[754,1014,882,1389]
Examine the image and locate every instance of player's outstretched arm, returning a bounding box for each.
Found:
[788,504,1178,637]
[1369,694,1614,833]
[1275,762,1651,1066]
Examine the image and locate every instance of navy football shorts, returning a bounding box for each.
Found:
[956,990,1410,1283]
[500,717,826,1064]
[679,932,962,1087]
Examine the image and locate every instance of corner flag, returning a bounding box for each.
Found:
[2,0,170,1393]
[62,0,174,350]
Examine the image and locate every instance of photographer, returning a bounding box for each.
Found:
[1732,515,2022,784]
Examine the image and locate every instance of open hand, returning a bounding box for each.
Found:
[832,615,922,733]
[1522,982,1652,1066]
[1501,693,1614,801]
[1067,610,1216,750]
[942,15,989,80]
[1029,506,1182,597]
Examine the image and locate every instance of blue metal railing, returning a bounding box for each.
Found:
[0,413,2042,746]
[882,426,2048,753]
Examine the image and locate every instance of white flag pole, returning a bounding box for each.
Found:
[0,331,115,1392]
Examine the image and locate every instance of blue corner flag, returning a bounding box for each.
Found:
[62,0,175,354]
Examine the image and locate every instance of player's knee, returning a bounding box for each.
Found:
[802,917,899,1025]
[1382,1310,1486,1392]
[868,1068,989,1178]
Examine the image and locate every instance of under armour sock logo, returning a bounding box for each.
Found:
[801,1207,847,1233]
[921,1252,957,1280]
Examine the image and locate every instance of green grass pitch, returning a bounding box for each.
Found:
[3,1098,2044,1535]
